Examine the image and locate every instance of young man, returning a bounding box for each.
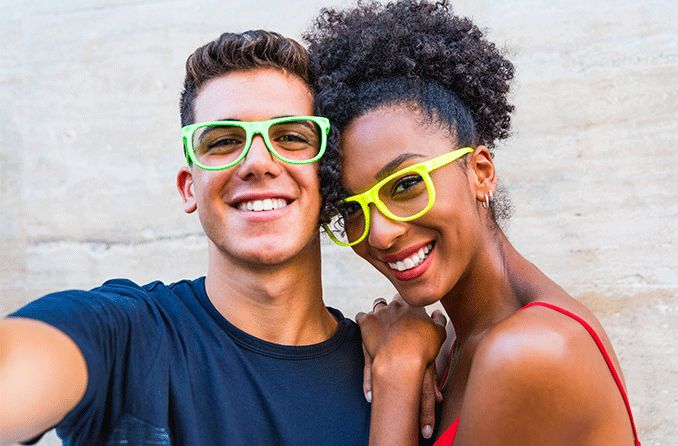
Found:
[0,31,370,445]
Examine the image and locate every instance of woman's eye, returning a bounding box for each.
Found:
[391,175,423,195]
[339,202,362,220]
[345,203,361,216]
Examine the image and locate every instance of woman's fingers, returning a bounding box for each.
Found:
[420,363,439,439]
[431,309,447,329]
[362,344,373,403]
[431,309,448,342]
[372,297,388,311]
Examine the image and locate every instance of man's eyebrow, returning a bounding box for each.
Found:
[214,115,299,122]
[196,125,230,143]
[374,153,425,181]
[214,116,318,133]
[197,116,317,140]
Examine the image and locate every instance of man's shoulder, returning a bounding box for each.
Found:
[8,277,207,331]
[89,276,208,324]
[80,276,206,308]
[98,276,204,295]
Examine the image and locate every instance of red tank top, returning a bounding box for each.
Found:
[433,301,641,446]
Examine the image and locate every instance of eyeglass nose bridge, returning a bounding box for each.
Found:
[240,121,277,162]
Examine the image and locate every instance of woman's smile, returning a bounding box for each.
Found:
[380,241,435,280]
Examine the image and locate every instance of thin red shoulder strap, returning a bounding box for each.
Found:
[521,301,641,445]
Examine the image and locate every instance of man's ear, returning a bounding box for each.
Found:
[468,145,497,203]
[177,166,197,213]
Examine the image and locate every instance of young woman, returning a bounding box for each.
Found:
[306,1,641,444]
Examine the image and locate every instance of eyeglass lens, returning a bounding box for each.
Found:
[327,171,430,245]
[191,120,322,167]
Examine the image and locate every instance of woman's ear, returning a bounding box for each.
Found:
[177,166,197,213]
[468,145,497,205]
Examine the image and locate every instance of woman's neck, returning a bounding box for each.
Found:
[440,229,551,346]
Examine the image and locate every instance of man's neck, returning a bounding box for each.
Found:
[204,239,337,346]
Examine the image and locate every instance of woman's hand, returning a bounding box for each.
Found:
[357,294,447,442]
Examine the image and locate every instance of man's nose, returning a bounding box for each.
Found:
[236,134,282,180]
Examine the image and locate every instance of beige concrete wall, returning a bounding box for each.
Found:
[1,0,676,444]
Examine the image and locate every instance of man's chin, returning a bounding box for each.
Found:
[244,250,296,266]
[233,241,315,268]
[209,231,320,268]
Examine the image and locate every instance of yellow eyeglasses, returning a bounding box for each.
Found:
[323,147,473,247]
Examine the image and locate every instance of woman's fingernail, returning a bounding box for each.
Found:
[422,425,433,439]
[365,391,372,403]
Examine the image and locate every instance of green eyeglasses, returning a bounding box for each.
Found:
[323,147,474,247]
[182,116,331,170]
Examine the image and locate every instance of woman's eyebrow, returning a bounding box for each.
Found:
[375,153,424,181]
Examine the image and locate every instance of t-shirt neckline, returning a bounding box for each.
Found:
[193,276,351,359]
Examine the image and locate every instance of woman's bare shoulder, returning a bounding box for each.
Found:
[454,301,616,444]
[472,303,596,394]
[472,297,617,390]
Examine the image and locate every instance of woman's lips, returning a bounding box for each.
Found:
[386,242,435,281]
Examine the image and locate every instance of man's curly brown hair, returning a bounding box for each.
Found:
[304,0,515,224]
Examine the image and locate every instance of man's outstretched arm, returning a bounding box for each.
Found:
[0,318,87,444]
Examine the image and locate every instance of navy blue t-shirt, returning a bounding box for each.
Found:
[9,277,370,445]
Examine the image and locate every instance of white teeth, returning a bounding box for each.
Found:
[237,198,288,212]
[262,198,273,211]
[387,243,433,272]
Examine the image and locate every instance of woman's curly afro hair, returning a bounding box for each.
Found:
[304,0,515,224]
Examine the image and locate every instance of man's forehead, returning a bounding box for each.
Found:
[193,69,313,122]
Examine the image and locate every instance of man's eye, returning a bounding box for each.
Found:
[278,133,308,143]
[206,138,243,151]
[270,122,319,148]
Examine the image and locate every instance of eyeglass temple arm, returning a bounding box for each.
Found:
[423,147,474,171]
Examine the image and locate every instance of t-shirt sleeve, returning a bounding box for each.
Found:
[7,279,162,440]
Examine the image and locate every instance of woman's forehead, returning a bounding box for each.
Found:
[340,106,455,190]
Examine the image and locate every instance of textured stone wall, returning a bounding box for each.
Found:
[1,1,676,444]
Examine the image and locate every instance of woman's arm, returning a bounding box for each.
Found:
[357,296,447,445]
